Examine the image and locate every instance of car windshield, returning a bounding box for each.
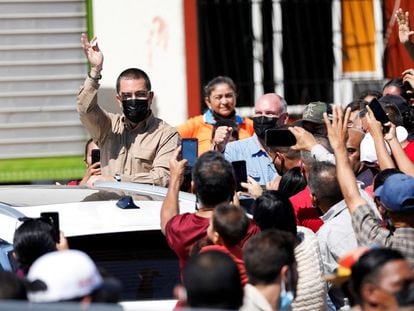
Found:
[0,186,164,207]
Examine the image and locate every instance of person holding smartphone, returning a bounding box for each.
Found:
[177,76,254,155]
[224,93,289,185]
[67,139,101,186]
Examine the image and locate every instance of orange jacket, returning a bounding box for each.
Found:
[177,111,254,155]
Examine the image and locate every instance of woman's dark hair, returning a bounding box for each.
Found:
[13,219,57,274]
[204,76,237,98]
[373,168,402,191]
[253,190,297,236]
[350,248,404,304]
[279,167,307,198]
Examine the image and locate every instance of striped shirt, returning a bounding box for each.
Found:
[351,204,414,267]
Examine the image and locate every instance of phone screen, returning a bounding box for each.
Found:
[181,138,198,169]
[265,129,297,147]
[368,99,390,126]
[91,149,100,165]
[232,160,247,192]
[40,212,60,243]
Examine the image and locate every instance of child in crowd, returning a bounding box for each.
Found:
[199,204,250,286]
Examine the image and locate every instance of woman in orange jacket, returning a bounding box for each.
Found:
[177,76,254,155]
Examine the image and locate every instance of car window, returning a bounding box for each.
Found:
[68,230,179,301]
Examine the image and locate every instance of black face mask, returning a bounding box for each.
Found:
[122,99,150,124]
[253,116,278,139]
[212,109,236,122]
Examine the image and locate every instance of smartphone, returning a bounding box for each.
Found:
[91,149,100,165]
[368,98,390,132]
[265,128,297,147]
[181,138,198,169]
[40,212,60,243]
[232,160,247,192]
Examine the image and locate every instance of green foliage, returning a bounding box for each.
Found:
[0,156,85,183]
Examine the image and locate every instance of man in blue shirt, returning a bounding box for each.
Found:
[224,93,288,185]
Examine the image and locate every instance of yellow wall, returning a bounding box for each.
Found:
[342,0,376,73]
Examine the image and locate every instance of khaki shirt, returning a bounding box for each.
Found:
[77,77,179,186]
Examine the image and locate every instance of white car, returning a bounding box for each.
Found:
[0,182,196,310]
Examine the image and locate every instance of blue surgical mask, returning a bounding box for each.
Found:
[279,279,294,311]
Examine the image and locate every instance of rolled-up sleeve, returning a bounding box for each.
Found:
[77,77,112,145]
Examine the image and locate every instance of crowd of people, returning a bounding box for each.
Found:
[2,7,414,311]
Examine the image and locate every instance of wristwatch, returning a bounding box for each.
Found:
[88,72,102,82]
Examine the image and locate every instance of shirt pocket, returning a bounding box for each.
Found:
[132,148,155,171]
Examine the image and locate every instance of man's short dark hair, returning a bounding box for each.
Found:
[308,161,343,207]
[253,190,297,236]
[116,68,152,93]
[183,250,243,309]
[213,203,249,247]
[351,248,405,304]
[244,229,296,285]
[192,151,235,207]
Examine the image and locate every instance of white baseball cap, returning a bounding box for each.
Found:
[360,126,408,163]
[27,249,103,302]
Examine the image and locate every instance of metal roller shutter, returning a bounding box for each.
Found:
[0,0,88,159]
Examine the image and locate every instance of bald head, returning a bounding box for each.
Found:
[254,93,288,126]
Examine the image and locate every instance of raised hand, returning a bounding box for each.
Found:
[402,68,414,89]
[81,33,103,71]
[324,104,351,151]
[289,126,317,151]
[169,146,188,186]
[79,162,101,186]
[396,8,414,45]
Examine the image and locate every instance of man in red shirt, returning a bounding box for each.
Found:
[160,149,259,272]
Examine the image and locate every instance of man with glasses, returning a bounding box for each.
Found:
[224,93,288,185]
[77,34,179,186]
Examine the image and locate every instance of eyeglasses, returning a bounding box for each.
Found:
[120,91,150,101]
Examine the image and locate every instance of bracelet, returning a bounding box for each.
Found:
[88,72,102,81]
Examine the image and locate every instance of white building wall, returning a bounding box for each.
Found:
[92,0,188,126]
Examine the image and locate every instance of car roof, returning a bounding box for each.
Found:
[0,182,196,243]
